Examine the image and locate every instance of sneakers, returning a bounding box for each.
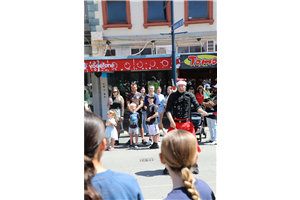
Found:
[109,147,114,151]
[160,129,167,136]
[128,144,138,149]
[146,140,152,146]
[125,139,131,145]
[157,141,161,148]
[206,138,213,143]
[105,147,114,151]
[141,139,147,145]
[149,142,159,149]
[210,141,217,145]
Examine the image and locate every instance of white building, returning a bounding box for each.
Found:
[84,0,217,118]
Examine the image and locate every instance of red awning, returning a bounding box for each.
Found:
[84,56,180,72]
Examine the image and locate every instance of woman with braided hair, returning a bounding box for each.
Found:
[84,111,144,200]
[159,129,215,200]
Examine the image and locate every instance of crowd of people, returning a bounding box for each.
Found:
[84,77,217,200]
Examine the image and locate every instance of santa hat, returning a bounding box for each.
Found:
[176,78,187,86]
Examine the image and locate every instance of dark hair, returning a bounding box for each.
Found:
[84,111,105,200]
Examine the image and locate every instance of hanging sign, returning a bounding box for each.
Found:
[180,53,217,69]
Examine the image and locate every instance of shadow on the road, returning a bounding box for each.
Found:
[113,144,154,150]
[135,169,168,177]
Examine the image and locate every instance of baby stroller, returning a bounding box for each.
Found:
[190,105,206,143]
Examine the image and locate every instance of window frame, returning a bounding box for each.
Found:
[101,0,132,30]
[184,0,214,26]
[143,0,171,29]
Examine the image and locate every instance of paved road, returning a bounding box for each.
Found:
[101,117,216,200]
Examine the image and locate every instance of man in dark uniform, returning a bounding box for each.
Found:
[164,78,208,174]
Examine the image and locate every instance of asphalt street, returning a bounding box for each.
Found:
[101,117,217,200]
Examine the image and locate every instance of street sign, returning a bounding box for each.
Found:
[173,18,183,30]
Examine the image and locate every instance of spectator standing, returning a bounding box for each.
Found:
[140,87,149,137]
[203,84,217,145]
[160,129,216,200]
[84,111,144,200]
[188,86,195,94]
[195,85,204,106]
[84,86,91,112]
[128,103,140,149]
[144,84,160,146]
[145,95,159,149]
[203,84,211,101]
[107,86,124,145]
[163,86,174,126]
[126,83,147,145]
[104,110,118,151]
[156,86,168,136]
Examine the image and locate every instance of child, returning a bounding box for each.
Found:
[84,111,144,200]
[160,129,216,200]
[128,103,140,149]
[105,110,119,151]
[145,95,159,149]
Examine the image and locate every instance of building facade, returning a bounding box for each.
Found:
[84,0,217,118]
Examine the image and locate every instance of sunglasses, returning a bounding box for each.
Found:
[113,91,117,93]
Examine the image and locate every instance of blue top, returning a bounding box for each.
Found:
[164,179,215,200]
[92,169,144,200]
[158,95,167,110]
[129,112,140,128]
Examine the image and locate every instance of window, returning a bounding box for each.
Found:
[107,1,127,23]
[178,47,189,53]
[148,1,167,21]
[190,46,201,53]
[131,48,152,55]
[143,0,171,28]
[105,49,115,56]
[184,0,214,26]
[178,46,202,53]
[189,1,207,19]
[101,0,132,30]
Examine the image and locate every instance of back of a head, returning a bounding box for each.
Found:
[84,111,105,200]
[161,129,201,200]
[84,111,105,157]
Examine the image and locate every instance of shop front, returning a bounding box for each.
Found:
[84,54,180,119]
[179,52,217,88]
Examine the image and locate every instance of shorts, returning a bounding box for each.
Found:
[147,124,159,136]
[157,106,164,114]
[129,127,139,135]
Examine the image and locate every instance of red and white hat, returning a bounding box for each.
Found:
[176,78,187,86]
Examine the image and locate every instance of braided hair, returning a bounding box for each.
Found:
[161,129,201,200]
[84,111,105,200]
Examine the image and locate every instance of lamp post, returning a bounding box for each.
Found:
[160,1,187,85]
[171,0,177,82]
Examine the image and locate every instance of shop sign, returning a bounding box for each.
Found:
[84,57,180,73]
[180,53,217,69]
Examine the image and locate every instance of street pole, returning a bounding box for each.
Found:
[171,0,177,81]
